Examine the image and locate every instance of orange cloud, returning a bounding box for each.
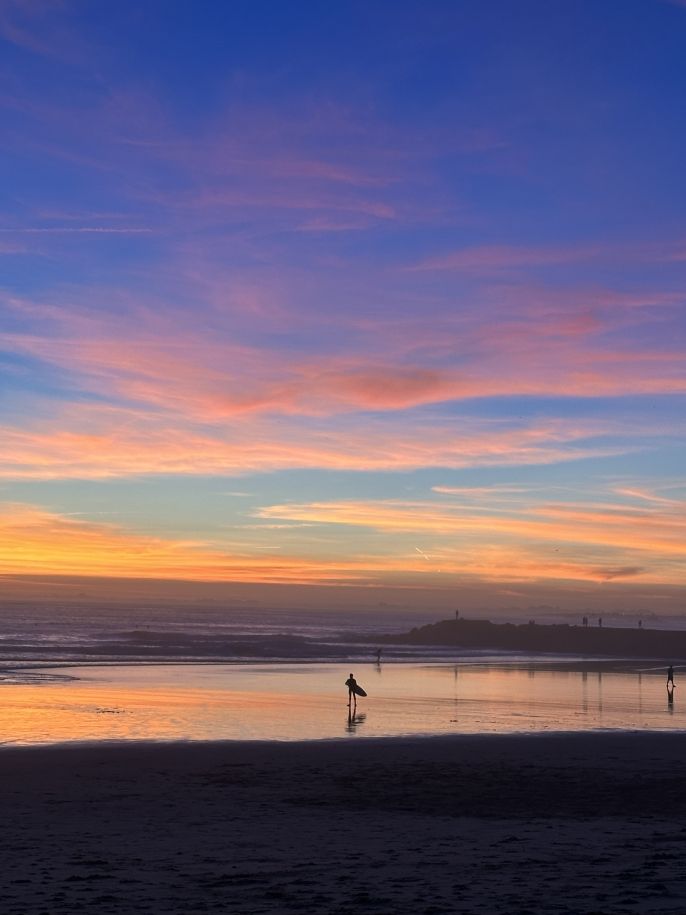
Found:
[259,498,686,554]
[257,493,686,585]
[0,502,671,588]
[0,503,410,584]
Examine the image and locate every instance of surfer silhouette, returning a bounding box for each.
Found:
[345,673,366,706]
[667,665,675,687]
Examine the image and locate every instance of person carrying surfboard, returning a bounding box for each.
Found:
[345,673,366,706]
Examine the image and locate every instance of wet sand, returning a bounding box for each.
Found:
[1,661,680,743]
[1,733,686,914]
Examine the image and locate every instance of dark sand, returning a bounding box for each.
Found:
[2,733,686,914]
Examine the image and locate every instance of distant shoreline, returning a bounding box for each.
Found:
[387,616,686,660]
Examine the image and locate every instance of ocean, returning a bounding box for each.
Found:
[0,602,682,745]
[0,600,436,666]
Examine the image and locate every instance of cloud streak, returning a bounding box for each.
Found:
[0,406,631,480]
[1,500,677,588]
[0,226,154,234]
[257,491,686,585]
[1,0,685,601]
[2,279,685,430]
[0,502,482,585]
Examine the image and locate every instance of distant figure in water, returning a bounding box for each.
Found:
[375,647,382,663]
[667,665,675,687]
[345,672,365,706]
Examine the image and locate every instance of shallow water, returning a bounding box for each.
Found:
[0,660,681,746]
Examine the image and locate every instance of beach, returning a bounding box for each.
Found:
[2,732,686,914]
[2,660,681,744]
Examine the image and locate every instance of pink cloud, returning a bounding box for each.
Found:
[324,367,457,409]
[409,243,607,273]
[0,77,457,245]
[0,239,27,253]
[613,487,684,507]
[0,0,91,65]
[409,239,686,273]
[3,278,685,426]
[0,405,634,481]
[0,226,153,234]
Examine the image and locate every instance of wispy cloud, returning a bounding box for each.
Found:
[409,239,686,273]
[0,502,461,584]
[612,486,684,507]
[0,226,154,234]
[1,0,685,602]
[431,484,531,497]
[0,407,631,480]
[3,283,685,426]
[409,243,605,273]
[0,500,675,587]
[257,497,686,548]
[257,490,686,584]
[0,0,89,64]
[0,239,27,254]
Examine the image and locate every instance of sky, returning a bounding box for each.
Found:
[1,0,685,615]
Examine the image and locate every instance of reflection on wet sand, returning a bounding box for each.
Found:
[346,709,367,734]
[0,661,683,746]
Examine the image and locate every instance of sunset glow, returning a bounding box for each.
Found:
[1,1,685,612]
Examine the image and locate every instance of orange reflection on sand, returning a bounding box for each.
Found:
[0,676,334,745]
[0,662,681,746]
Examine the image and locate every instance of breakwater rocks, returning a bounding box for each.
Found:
[392,617,686,659]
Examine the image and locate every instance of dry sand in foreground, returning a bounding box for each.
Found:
[1,732,686,914]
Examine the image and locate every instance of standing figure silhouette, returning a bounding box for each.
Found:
[345,672,366,707]
[345,672,359,706]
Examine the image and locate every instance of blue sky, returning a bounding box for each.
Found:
[1,0,685,612]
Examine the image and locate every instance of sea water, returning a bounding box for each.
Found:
[0,601,433,663]
[0,602,682,745]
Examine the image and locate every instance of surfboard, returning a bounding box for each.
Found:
[346,679,367,697]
